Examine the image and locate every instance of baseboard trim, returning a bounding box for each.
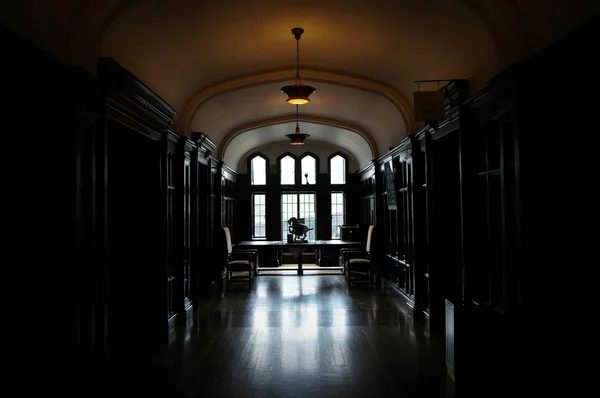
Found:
[382,279,417,316]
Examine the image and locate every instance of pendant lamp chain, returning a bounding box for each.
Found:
[281,27,316,105]
[295,34,300,84]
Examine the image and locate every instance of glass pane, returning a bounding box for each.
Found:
[298,193,316,241]
[251,156,266,185]
[280,156,295,185]
[281,193,298,239]
[331,192,344,239]
[330,155,346,184]
[301,156,316,185]
[253,194,266,238]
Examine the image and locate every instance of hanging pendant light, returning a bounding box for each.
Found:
[286,105,309,145]
[281,27,316,105]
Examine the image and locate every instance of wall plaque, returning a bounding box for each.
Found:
[414,90,446,122]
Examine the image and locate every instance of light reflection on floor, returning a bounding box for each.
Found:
[126,275,452,398]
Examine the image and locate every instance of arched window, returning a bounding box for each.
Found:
[329,154,346,184]
[279,155,296,185]
[250,155,267,185]
[300,154,317,185]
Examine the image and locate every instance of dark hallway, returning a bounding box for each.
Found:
[7,2,599,398]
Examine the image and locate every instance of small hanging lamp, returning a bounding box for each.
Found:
[286,105,309,145]
[281,27,316,105]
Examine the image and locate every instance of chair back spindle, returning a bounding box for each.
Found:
[366,225,374,253]
[223,226,233,255]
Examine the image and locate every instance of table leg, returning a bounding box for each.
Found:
[289,247,305,275]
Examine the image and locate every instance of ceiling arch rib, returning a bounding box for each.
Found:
[218,114,378,159]
[218,115,377,172]
[191,79,406,161]
[222,122,371,173]
[100,0,497,112]
[178,68,414,137]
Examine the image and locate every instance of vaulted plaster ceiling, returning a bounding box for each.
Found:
[195,79,402,169]
[223,122,371,172]
[2,0,599,171]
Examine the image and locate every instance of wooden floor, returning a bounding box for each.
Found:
[105,275,453,398]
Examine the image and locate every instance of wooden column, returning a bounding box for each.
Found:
[173,137,194,322]
[190,133,217,300]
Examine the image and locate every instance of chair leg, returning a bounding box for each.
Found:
[248,270,252,289]
[371,268,376,288]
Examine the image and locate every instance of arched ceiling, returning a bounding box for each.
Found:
[101,0,496,170]
[101,0,497,110]
[193,79,404,161]
[2,0,599,171]
[223,122,369,172]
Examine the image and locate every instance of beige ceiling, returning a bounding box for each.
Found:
[195,79,403,165]
[224,123,368,172]
[3,0,599,171]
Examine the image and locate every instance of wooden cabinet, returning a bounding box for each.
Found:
[190,134,217,300]
[171,138,195,325]
[97,57,176,349]
[164,132,177,326]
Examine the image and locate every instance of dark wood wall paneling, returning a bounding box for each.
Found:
[359,80,468,330]
[489,15,599,392]
[209,158,220,285]
[220,163,237,234]
[96,60,225,349]
[356,14,600,395]
[10,23,104,394]
[456,16,599,393]
[189,133,218,302]
[98,57,176,351]
[8,29,224,393]
[172,135,195,326]
[217,162,238,283]
[359,77,516,393]
[358,164,377,228]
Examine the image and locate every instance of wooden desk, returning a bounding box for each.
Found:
[235,240,364,275]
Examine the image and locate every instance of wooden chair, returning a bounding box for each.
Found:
[342,225,375,286]
[223,227,256,290]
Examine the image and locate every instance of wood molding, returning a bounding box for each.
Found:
[98,57,176,132]
[358,162,376,181]
[221,163,238,182]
